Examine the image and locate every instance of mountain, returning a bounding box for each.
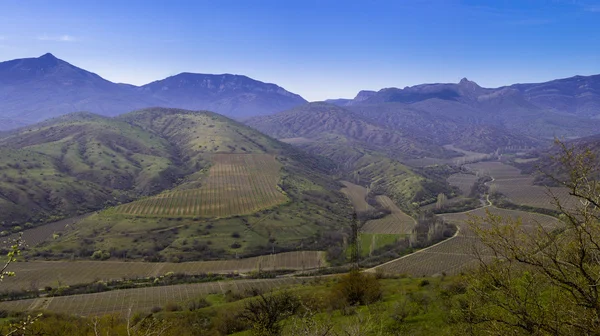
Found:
[512,74,600,119]
[336,76,600,141]
[0,54,306,130]
[246,102,458,211]
[139,73,307,119]
[0,53,162,128]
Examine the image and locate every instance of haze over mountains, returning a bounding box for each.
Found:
[0,53,307,130]
[1,53,600,146]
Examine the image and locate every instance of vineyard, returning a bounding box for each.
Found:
[340,181,373,212]
[362,196,415,234]
[115,154,287,218]
[466,161,577,210]
[447,173,478,195]
[1,214,90,249]
[2,251,325,292]
[0,277,308,316]
[373,207,561,276]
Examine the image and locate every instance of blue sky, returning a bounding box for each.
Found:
[0,0,599,100]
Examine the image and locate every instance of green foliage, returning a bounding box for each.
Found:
[331,270,382,307]
[239,291,301,336]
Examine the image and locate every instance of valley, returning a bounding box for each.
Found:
[0,53,598,335]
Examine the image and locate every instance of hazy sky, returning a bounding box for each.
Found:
[1,0,599,101]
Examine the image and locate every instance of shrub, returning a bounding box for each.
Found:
[164,302,182,312]
[187,297,211,311]
[331,270,382,307]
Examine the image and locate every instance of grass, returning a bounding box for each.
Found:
[6,108,353,261]
[359,233,402,257]
[116,154,287,218]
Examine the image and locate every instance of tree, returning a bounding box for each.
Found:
[455,140,600,335]
[239,291,300,336]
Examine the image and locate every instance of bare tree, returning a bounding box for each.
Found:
[457,140,600,335]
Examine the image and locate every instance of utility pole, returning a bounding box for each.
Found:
[350,212,360,270]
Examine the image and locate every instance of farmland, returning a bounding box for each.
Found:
[341,181,415,235]
[2,251,325,292]
[116,154,287,218]
[466,161,578,210]
[361,195,415,234]
[359,233,401,257]
[1,214,91,249]
[447,173,478,195]
[373,206,561,276]
[0,277,308,316]
[340,181,373,212]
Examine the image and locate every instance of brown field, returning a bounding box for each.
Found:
[2,251,325,292]
[362,196,415,234]
[0,277,308,316]
[373,207,561,276]
[405,145,491,167]
[2,214,91,249]
[115,154,287,218]
[279,137,314,144]
[466,161,577,210]
[447,173,478,195]
[340,181,373,212]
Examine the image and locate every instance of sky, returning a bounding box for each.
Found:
[0,0,599,101]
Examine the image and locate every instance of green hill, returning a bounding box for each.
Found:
[4,108,353,261]
[246,102,457,212]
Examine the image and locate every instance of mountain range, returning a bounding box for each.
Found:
[326,76,600,141]
[1,53,600,146]
[0,53,307,130]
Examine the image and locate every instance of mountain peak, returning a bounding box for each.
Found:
[39,53,57,59]
[459,77,478,86]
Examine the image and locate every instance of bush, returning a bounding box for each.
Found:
[187,297,211,311]
[331,270,382,307]
[164,302,182,312]
[239,291,300,336]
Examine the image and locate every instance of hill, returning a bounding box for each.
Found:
[0,54,306,130]
[246,102,457,212]
[1,108,353,260]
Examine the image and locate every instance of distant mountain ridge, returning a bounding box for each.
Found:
[327,75,600,140]
[0,53,307,130]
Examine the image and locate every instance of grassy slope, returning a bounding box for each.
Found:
[30,108,353,261]
[246,103,456,213]
[0,113,178,228]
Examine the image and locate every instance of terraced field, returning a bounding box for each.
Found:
[362,196,415,234]
[0,277,307,316]
[115,154,287,218]
[2,251,325,292]
[447,173,478,195]
[373,207,561,276]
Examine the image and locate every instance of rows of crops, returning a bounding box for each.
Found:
[362,196,415,234]
[340,181,373,212]
[465,161,577,210]
[375,207,561,276]
[493,181,578,210]
[0,277,308,316]
[1,214,91,249]
[115,154,287,218]
[3,251,325,291]
[447,173,479,195]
